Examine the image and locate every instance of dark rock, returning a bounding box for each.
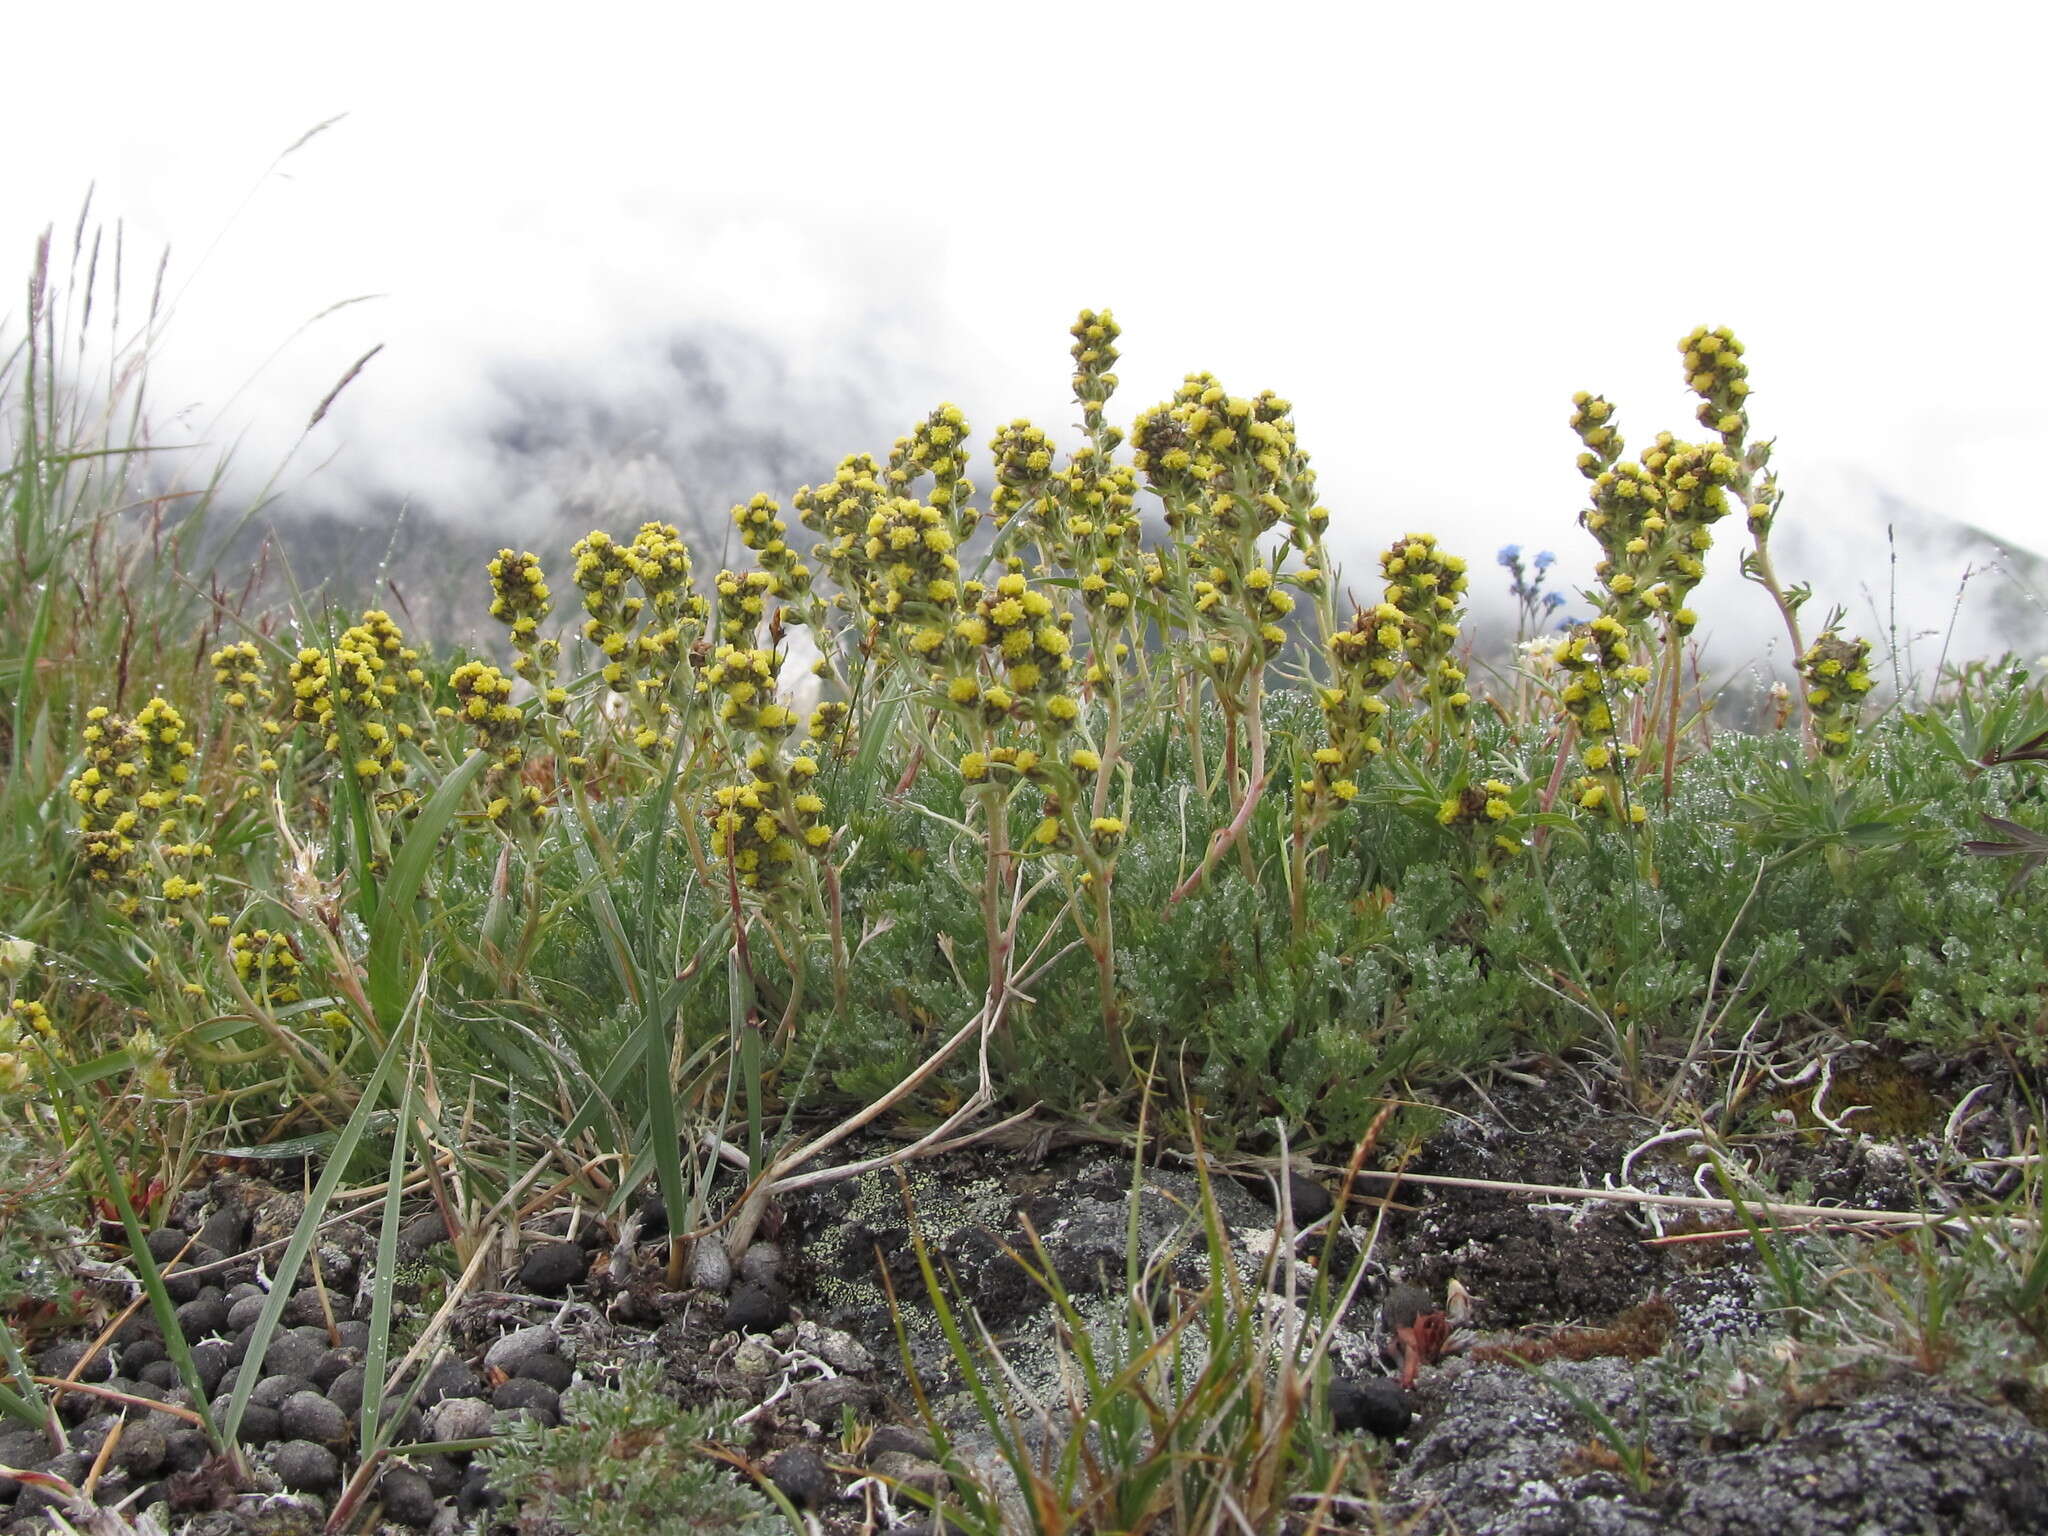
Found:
[516,1240,589,1296]
[481,1324,557,1376]
[230,1403,279,1447]
[396,1212,448,1260]
[248,1327,325,1381]
[377,1399,425,1445]
[456,1461,502,1516]
[248,1373,310,1410]
[425,1396,493,1442]
[740,1241,785,1287]
[161,1246,225,1304]
[311,1348,356,1390]
[145,1229,190,1265]
[196,1204,250,1258]
[273,1439,341,1494]
[174,1287,231,1341]
[14,1452,89,1517]
[187,1340,234,1396]
[121,1337,167,1374]
[794,1375,877,1421]
[109,1312,161,1348]
[1329,1376,1411,1439]
[281,1288,333,1328]
[333,1320,371,1352]
[378,1465,438,1528]
[139,1358,184,1392]
[161,1428,209,1474]
[113,1416,172,1478]
[768,1445,834,1509]
[414,1453,462,1496]
[490,1377,561,1425]
[326,1366,367,1418]
[37,1340,112,1383]
[418,1359,484,1407]
[224,1294,266,1332]
[865,1424,938,1463]
[279,1389,350,1448]
[514,1352,575,1392]
[722,1281,789,1334]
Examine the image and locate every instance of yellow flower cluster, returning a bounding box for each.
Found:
[715,568,778,647]
[859,495,965,624]
[707,756,831,893]
[989,419,1058,532]
[794,453,886,604]
[702,645,798,737]
[1798,630,1875,758]
[1380,534,1471,718]
[731,495,812,619]
[951,573,1079,727]
[1069,308,1123,443]
[1679,327,1781,539]
[1308,603,1404,804]
[230,928,303,1008]
[448,662,525,765]
[1575,402,1733,639]
[1,998,60,1092]
[571,530,648,692]
[487,548,561,690]
[211,640,274,713]
[889,403,978,520]
[69,698,212,913]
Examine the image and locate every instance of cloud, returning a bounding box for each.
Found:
[6,2,2045,668]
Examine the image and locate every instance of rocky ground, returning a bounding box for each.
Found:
[1,1045,2042,1535]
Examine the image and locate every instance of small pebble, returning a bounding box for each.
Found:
[379,1465,438,1528]
[225,1294,267,1332]
[514,1352,574,1391]
[326,1366,367,1418]
[418,1359,484,1406]
[37,1340,112,1383]
[516,1240,589,1296]
[279,1389,351,1448]
[249,1373,311,1410]
[456,1461,502,1515]
[253,1329,327,1381]
[162,1245,224,1304]
[490,1377,561,1425]
[689,1239,733,1292]
[481,1324,557,1375]
[426,1395,494,1443]
[865,1424,937,1462]
[1329,1376,1411,1439]
[197,1205,251,1257]
[767,1445,833,1509]
[722,1282,788,1334]
[229,1401,280,1447]
[312,1348,356,1390]
[282,1288,334,1328]
[187,1340,234,1395]
[739,1241,784,1287]
[274,1438,342,1493]
[114,1418,172,1478]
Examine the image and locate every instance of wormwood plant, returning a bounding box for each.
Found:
[10,212,2045,1359]
[483,1363,786,1536]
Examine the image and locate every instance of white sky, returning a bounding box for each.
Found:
[8,1,2047,660]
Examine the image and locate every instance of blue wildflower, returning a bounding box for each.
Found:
[1497,545,1522,568]
[1542,591,1566,612]
[1534,550,1556,571]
